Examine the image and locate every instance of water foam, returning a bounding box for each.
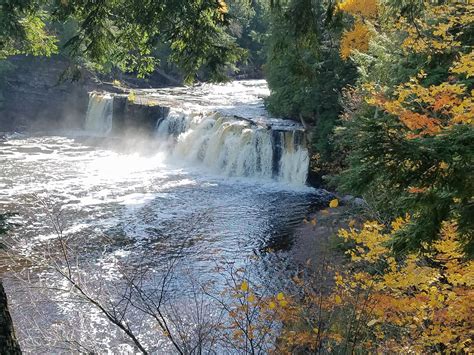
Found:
[84,81,310,185]
[154,109,308,185]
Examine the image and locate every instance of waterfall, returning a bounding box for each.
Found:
[85,93,114,135]
[277,130,309,185]
[84,85,310,185]
[156,109,309,185]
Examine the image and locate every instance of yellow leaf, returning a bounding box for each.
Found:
[268,301,276,309]
[247,293,255,303]
[277,292,285,301]
[240,281,249,292]
[311,218,317,226]
[440,161,449,170]
[329,199,339,208]
[217,0,228,14]
[335,295,342,304]
[340,22,372,60]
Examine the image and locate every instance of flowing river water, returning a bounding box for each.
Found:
[0,80,330,353]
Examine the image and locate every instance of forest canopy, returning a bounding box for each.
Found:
[0,0,247,81]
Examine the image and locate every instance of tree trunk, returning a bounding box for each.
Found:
[0,280,21,355]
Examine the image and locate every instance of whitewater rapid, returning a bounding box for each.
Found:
[85,80,309,186]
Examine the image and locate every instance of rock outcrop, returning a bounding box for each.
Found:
[112,96,170,135]
[0,55,95,132]
[0,55,181,132]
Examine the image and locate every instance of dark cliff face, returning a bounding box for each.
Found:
[112,96,170,135]
[0,55,182,133]
[0,55,95,132]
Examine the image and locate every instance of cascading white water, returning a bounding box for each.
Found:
[84,81,310,185]
[155,109,309,185]
[84,93,114,135]
[277,130,310,185]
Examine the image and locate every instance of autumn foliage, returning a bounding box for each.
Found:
[254,1,473,351]
[333,219,473,353]
[335,0,473,254]
[230,214,473,353]
[338,0,377,60]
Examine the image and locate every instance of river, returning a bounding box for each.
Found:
[0,80,330,353]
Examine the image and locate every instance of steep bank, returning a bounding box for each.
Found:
[0,56,94,132]
[0,55,181,132]
[290,196,368,271]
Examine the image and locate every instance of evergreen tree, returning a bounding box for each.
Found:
[336,1,474,254]
[0,0,244,81]
[264,0,356,175]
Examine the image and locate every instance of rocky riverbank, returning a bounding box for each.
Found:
[289,195,368,272]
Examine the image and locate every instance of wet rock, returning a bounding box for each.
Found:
[341,195,367,207]
[112,95,170,135]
